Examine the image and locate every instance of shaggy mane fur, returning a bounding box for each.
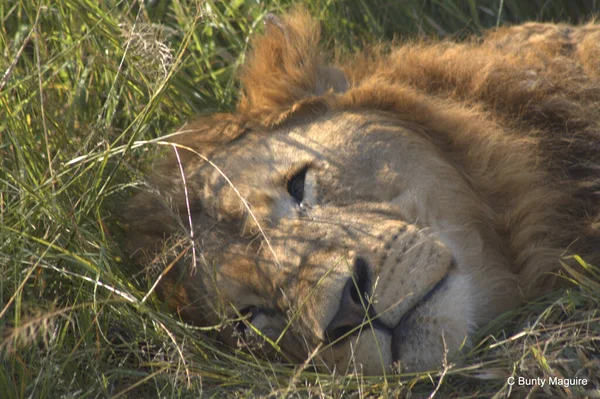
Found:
[126,10,599,303]
[121,9,600,374]
[163,10,599,292]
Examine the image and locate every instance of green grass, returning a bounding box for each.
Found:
[1,0,599,397]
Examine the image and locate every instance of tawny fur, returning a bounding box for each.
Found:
[123,9,600,374]
[243,13,600,286]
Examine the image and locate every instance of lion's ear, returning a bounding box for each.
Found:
[238,8,347,122]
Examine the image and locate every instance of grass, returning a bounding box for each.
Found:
[1,0,599,397]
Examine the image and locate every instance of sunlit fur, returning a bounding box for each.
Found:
[123,10,599,374]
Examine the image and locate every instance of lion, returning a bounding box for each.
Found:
[122,10,600,375]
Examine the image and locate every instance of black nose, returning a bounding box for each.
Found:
[325,257,374,343]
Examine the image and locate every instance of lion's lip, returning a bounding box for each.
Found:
[331,268,451,337]
[322,258,454,359]
[395,260,453,326]
[389,269,451,364]
[387,258,455,329]
[401,273,449,320]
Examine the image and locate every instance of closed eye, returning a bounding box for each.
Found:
[286,166,308,204]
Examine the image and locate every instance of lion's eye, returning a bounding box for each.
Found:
[287,167,307,204]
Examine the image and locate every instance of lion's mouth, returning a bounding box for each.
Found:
[327,260,453,344]
[389,271,449,326]
[386,257,455,329]
[399,272,450,322]
[318,253,456,375]
[389,267,453,365]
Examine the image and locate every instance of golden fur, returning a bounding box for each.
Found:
[123,10,600,374]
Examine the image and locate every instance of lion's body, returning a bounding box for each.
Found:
[124,12,600,374]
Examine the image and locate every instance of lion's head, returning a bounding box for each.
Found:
[123,10,600,374]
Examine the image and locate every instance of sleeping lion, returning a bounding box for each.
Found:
[123,10,600,374]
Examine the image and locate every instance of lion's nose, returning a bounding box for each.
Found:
[325,257,376,343]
